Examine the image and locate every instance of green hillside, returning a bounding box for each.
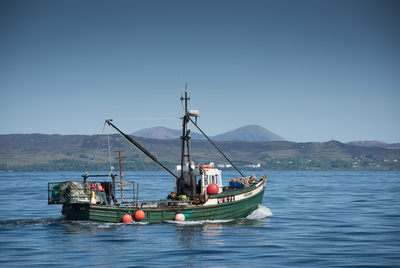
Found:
[0,134,399,171]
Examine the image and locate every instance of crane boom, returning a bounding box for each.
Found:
[105,120,178,179]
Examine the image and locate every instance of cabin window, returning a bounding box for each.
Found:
[204,174,218,186]
[204,175,209,186]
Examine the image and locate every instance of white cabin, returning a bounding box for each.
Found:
[175,162,223,195]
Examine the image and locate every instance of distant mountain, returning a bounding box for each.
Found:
[212,125,286,142]
[347,140,400,150]
[132,124,285,142]
[132,127,204,140]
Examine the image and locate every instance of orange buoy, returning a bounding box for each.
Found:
[97,185,104,192]
[134,210,145,221]
[175,213,185,222]
[122,214,132,223]
[207,183,219,195]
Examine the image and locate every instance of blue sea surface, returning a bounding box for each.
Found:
[0,171,399,267]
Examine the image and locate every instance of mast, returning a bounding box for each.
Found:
[177,84,244,195]
[180,84,192,175]
[178,84,196,196]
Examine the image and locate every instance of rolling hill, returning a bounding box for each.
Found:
[0,134,399,171]
[347,140,400,150]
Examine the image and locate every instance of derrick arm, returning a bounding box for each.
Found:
[105,119,178,179]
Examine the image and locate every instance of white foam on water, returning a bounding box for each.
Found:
[246,205,273,220]
[101,221,149,227]
[164,219,234,225]
[95,221,149,228]
[126,221,149,225]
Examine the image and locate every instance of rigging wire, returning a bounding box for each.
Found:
[93,121,107,161]
[107,132,113,173]
[188,116,245,178]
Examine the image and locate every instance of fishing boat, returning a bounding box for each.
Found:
[48,87,267,223]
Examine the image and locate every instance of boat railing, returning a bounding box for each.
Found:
[114,180,138,206]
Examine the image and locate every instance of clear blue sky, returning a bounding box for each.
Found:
[1,0,399,143]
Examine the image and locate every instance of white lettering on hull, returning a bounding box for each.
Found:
[203,180,265,206]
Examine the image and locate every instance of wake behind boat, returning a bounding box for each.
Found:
[48,86,267,223]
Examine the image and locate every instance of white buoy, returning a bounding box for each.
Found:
[175,213,185,222]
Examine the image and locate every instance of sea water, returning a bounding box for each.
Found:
[0,171,399,267]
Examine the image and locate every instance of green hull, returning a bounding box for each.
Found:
[62,180,266,223]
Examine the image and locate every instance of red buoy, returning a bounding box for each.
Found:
[135,210,145,221]
[97,185,104,192]
[122,214,132,223]
[207,183,219,195]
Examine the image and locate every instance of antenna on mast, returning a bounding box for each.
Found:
[179,73,184,111]
[180,73,183,95]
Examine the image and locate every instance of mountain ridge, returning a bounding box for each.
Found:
[132,126,204,140]
[212,124,285,142]
[132,124,285,142]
